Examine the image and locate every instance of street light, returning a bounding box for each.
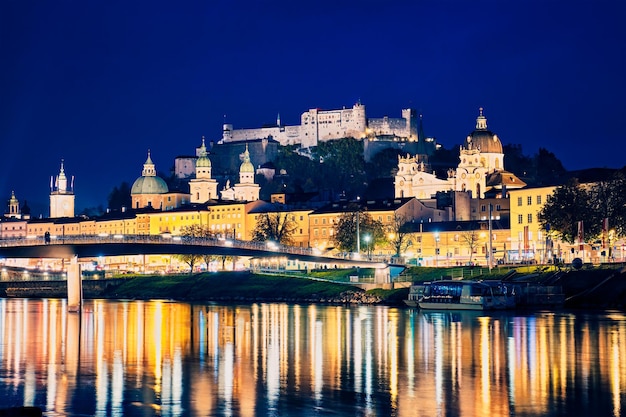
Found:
[364,234,371,260]
[434,232,440,267]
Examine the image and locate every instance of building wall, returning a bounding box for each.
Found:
[508,186,557,262]
[0,219,28,239]
[406,225,511,267]
[222,103,368,148]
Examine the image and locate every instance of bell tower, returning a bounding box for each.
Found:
[50,160,75,218]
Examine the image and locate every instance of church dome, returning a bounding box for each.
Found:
[131,176,169,195]
[466,108,503,154]
[131,151,169,195]
[196,155,211,168]
[240,145,255,173]
[196,136,212,168]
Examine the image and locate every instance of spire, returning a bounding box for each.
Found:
[277,112,281,127]
[58,159,67,180]
[57,159,68,192]
[142,149,157,177]
[199,136,207,157]
[243,143,250,163]
[476,107,488,130]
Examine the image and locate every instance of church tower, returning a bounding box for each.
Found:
[455,108,504,198]
[221,143,260,202]
[189,137,219,203]
[5,191,21,219]
[50,160,75,218]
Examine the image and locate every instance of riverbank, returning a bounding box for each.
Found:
[1,266,625,308]
[98,271,408,305]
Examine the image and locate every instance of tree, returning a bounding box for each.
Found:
[385,214,412,258]
[175,225,214,274]
[538,179,596,244]
[461,229,480,264]
[532,148,568,186]
[588,172,626,238]
[332,208,384,254]
[107,182,132,210]
[251,208,298,245]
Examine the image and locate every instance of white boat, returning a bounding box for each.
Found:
[412,280,515,310]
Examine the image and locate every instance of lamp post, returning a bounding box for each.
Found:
[434,232,440,267]
[364,234,371,260]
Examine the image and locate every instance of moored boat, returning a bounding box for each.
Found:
[411,280,515,310]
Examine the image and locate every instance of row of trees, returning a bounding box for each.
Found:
[539,173,626,243]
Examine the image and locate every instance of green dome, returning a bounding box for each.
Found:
[131,150,169,195]
[131,176,169,195]
[196,137,211,168]
[240,144,254,173]
[196,155,211,168]
[240,160,254,173]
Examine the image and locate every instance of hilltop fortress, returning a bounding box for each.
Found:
[220,102,420,148]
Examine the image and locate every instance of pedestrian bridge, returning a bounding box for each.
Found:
[0,234,387,268]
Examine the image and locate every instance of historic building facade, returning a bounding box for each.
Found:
[220,145,260,202]
[189,137,219,203]
[394,108,525,200]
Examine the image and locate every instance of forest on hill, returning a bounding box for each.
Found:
[256,138,579,201]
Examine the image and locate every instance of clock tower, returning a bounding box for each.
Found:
[50,160,75,218]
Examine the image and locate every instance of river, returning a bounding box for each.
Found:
[0,298,625,416]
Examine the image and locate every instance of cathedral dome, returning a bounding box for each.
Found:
[466,108,503,154]
[131,176,169,195]
[131,151,169,195]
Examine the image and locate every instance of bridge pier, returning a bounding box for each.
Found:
[67,255,82,312]
[375,266,390,284]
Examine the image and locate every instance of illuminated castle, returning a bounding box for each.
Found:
[220,102,420,148]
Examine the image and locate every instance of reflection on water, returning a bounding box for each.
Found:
[0,299,625,416]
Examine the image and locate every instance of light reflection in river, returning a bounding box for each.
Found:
[1,299,626,416]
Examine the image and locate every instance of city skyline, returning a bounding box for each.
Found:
[1,0,624,212]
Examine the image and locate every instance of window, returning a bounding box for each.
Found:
[481,205,486,212]
[528,213,533,223]
[527,196,532,205]
[517,197,522,206]
[537,195,542,205]
[496,204,501,211]
[314,218,318,225]
[518,214,523,224]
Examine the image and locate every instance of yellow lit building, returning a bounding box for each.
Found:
[246,202,312,247]
[403,219,511,267]
[508,186,557,263]
[308,197,444,254]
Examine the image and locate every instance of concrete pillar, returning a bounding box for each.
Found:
[67,255,82,312]
[374,266,391,284]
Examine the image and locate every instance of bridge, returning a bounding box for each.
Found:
[0,235,394,311]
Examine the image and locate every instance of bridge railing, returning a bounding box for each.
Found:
[0,234,319,257]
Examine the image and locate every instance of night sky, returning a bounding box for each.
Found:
[1,0,624,215]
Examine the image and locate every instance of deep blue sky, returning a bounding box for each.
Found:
[1,0,624,215]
